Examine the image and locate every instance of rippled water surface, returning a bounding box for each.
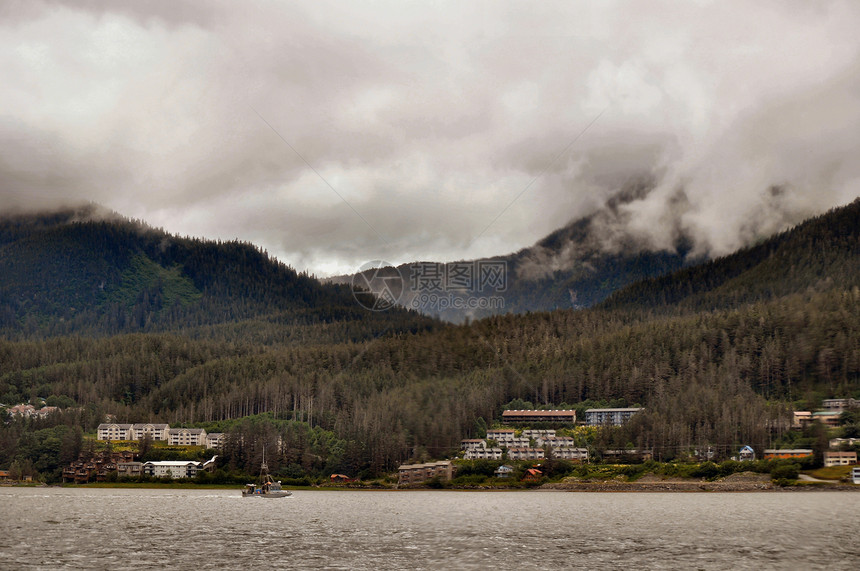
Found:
[2,488,858,569]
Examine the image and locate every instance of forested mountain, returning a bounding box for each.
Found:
[2,199,859,480]
[0,206,435,341]
[332,182,695,322]
[602,198,860,313]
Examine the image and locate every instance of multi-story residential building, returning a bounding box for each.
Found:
[486,429,516,443]
[461,439,486,451]
[536,436,576,448]
[97,423,134,441]
[142,456,217,479]
[830,438,860,448]
[602,449,653,462]
[506,447,545,461]
[205,433,225,449]
[584,408,643,426]
[823,451,857,467]
[551,447,588,461]
[792,411,812,428]
[131,423,170,441]
[501,410,576,423]
[143,461,202,479]
[521,429,556,440]
[464,447,503,460]
[167,428,208,446]
[821,398,858,411]
[763,449,813,460]
[117,462,144,478]
[812,411,841,427]
[397,461,453,485]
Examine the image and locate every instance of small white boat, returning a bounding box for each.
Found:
[242,450,292,498]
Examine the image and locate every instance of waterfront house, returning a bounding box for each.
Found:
[823,451,857,467]
[117,462,143,478]
[738,446,756,461]
[853,467,860,485]
[143,460,203,479]
[763,449,813,460]
[584,408,643,426]
[501,410,577,424]
[523,468,542,481]
[494,465,514,478]
[397,461,453,485]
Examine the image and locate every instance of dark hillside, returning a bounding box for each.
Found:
[0,207,435,339]
[601,198,860,313]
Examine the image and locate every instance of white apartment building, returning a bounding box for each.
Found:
[507,447,546,461]
[522,429,556,440]
[464,447,503,460]
[142,461,202,479]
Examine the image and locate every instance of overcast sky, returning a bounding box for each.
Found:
[2,1,860,275]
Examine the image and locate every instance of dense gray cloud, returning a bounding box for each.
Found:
[2,0,859,275]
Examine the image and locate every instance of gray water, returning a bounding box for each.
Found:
[1,488,858,570]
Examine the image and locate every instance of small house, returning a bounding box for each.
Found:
[494,465,513,478]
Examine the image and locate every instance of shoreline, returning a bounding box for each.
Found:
[4,483,859,492]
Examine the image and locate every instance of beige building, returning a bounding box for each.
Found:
[131,423,170,441]
[167,428,208,446]
[205,433,225,449]
[97,423,134,440]
[823,451,857,467]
